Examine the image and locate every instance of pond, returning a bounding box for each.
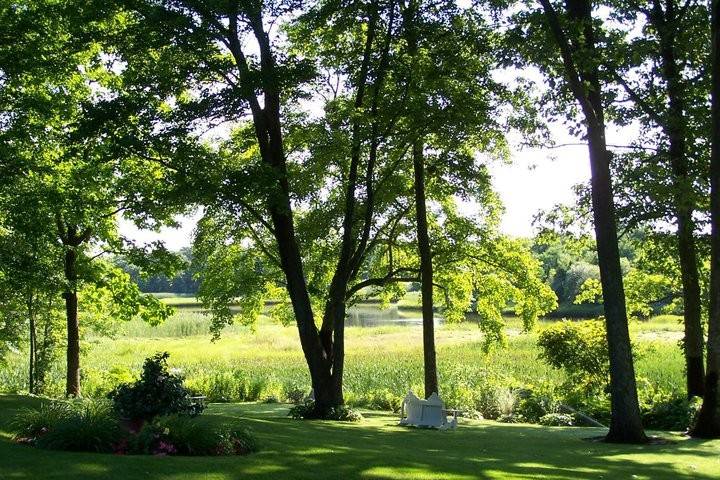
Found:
[176,302,445,327]
[345,304,444,327]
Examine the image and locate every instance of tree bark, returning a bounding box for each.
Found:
[413,141,439,398]
[227,8,340,414]
[402,0,437,399]
[316,8,379,411]
[540,0,647,443]
[676,203,705,397]
[654,0,705,397]
[27,293,36,395]
[690,0,720,438]
[64,248,80,397]
[675,182,705,398]
[587,131,646,443]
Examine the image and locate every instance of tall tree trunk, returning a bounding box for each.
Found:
[655,2,705,396]
[675,186,705,397]
[402,0,437,398]
[690,0,720,438]
[27,293,36,395]
[586,131,646,443]
[325,290,347,407]
[413,141,438,398]
[540,0,647,443]
[64,248,80,397]
[225,9,340,414]
[676,203,705,396]
[316,9,379,411]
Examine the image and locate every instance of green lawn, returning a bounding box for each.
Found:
[0,395,717,480]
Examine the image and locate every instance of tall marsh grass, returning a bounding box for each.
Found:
[0,307,685,419]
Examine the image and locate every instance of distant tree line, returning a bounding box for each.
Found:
[115,248,199,295]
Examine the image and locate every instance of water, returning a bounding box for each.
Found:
[170,303,445,328]
[345,304,444,327]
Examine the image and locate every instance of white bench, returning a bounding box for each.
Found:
[399,391,457,429]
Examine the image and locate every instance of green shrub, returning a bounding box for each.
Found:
[284,384,307,404]
[109,352,205,421]
[515,395,547,423]
[132,415,258,456]
[638,381,701,431]
[11,402,72,439]
[474,385,502,420]
[567,392,611,426]
[12,400,124,453]
[511,386,558,422]
[496,413,525,423]
[363,389,402,412]
[537,320,609,391]
[539,413,574,427]
[289,401,363,421]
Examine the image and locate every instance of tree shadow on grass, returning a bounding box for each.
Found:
[1,397,717,480]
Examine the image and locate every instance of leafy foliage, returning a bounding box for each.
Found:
[537,321,610,391]
[131,415,258,456]
[538,413,574,427]
[12,399,123,453]
[109,352,204,421]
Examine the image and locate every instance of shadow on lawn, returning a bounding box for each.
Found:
[0,396,716,480]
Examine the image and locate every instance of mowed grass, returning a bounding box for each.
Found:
[1,394,718,480]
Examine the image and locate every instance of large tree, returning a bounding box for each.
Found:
[522,0,648,442]
[0,0,179,396]
[691,0,720,438]
[601,0,711,397]
[114,0,554,415]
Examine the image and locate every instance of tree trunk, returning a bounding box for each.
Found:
[64,248,80,397]
[261,93,340,414]
[413,141,438,398]
[268,195,337,411]
[325,290,347,410]
[539,0,647,442]
[586,131,647,443]
[690,0,720,438]
[677,204,705,397]
[315,10,378,412]
[37,309,53,390]
[656,6,705,396]
[27,293,36,395]
[402,0,437,399]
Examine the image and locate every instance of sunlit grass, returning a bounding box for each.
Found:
[1,395,717,480]
[0,305,685,412]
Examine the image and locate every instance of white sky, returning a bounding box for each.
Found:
[492,144,590,237]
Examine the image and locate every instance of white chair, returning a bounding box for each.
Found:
[399,391,422,425]
[399,390,457,429]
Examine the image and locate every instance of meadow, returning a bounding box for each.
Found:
[0,297,688,428]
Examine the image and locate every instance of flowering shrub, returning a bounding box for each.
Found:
[538,413,575,427]
[131,415,258,456]
[12,399,258,456]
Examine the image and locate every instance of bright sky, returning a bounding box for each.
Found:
[118,142,592,250]
[492,144,591,237]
